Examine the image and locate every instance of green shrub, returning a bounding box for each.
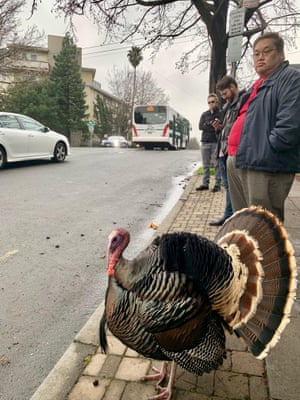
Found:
[197,167,215,176]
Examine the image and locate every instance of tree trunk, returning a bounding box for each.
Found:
[207,0,229,92]
[130,67,137,140]
[209,40,227,93]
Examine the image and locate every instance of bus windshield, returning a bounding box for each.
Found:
[134,106,167,125]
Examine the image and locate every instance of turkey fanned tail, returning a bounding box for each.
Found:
[215,206,297,359]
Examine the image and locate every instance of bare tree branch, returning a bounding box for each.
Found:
[30,0,300,91]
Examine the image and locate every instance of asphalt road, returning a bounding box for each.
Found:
[0,147,200,400]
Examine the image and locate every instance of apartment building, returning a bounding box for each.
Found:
[0,35,125,143]
[0,43,49,91]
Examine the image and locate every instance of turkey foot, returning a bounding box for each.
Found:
[141,361,168,388]
[146,362,177,400]
[148,387,171,400]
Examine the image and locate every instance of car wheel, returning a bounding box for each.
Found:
[0,146,7,169]
[53,142,67,162]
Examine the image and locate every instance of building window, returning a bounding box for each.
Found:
[26,53,38,61]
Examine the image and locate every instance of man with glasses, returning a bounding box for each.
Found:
[227,32,300,222]
[196,93,222,192]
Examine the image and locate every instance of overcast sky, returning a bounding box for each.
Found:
[21,2,300,136]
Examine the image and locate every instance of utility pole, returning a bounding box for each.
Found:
[231,61,238,78]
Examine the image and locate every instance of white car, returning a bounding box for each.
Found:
[0,112,70,169]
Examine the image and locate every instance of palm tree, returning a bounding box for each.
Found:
[127,46,143,139]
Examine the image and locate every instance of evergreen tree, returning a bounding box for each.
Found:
[1,79,61,130]
[49,33,87,139]
[94,95,113,138]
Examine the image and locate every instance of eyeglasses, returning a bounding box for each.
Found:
[208,101,216,104]
[253,48,276,58]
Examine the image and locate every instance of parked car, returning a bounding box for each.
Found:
[0,112,70,169]
[101,135,129,148]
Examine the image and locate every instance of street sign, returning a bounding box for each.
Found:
[227,35,243,63]
[87,121,96,136]
[229,8,245,37]
[88,125,94,134]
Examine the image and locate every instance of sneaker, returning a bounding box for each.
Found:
[196,185,209,191]
[211,186,221,193]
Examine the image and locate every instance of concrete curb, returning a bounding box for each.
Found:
[154,173,198,237]
[30,304,105,400]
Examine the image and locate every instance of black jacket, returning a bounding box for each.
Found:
[199,108,221,143]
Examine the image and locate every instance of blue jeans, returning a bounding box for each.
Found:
[201,142,221,187]
[219,155,233,218]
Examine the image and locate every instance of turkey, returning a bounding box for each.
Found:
[99,206,297,400]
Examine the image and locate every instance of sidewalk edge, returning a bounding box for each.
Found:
[30,302,106,400]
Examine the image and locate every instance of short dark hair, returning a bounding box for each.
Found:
[253,32,284,53]
[208,93,218,100]
[216,76,238,91]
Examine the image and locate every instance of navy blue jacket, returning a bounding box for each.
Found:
[236,62,300,173]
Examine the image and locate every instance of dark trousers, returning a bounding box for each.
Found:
[227,155,295,222]
[201,142,221,187]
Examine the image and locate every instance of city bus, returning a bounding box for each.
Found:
[132,105,191,150]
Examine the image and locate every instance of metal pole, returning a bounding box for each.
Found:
[231,61,237,78]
